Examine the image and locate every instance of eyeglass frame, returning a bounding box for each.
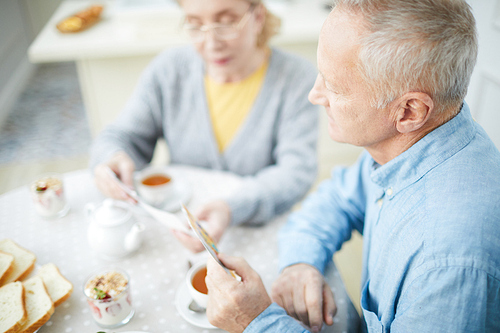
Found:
[181,4,257,42]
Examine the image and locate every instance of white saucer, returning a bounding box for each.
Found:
[160,178,192,212]
[174,282,218,330]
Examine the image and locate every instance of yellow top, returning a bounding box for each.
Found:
[205,61,268,152]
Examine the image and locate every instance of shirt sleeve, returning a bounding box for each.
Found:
[224,59,319,225]
[390,265,500,332]
[278,152,369,274]
[244,303,310,333]
[89,57,165,171]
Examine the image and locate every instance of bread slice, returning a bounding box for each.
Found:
[36,263,73,307]
[0,251,14,286]
[0,281,27,333]
[18,277,54,333]
[0,240,36,285]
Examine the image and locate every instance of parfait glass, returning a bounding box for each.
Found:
[83,269,135,328]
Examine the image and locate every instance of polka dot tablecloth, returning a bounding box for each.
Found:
[0,166,360,333]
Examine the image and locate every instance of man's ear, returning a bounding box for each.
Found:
[393,92,434,134]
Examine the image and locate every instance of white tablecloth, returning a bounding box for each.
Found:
[0,166,360,333]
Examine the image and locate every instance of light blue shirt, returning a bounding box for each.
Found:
[246,103,500,332]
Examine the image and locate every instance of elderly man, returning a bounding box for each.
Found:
[205,0,500,332]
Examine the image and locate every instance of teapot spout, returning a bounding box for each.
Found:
[124,222,145,253]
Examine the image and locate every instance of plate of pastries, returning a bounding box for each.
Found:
[56,4,104,33]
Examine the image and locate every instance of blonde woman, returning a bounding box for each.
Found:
[91,0,319,252]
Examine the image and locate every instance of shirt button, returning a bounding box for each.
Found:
[386,188,393,196]
[377,198,383,207]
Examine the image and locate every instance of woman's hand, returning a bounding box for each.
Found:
[271,263,337,333]
[94,151,136,204]
[172,200,232,253]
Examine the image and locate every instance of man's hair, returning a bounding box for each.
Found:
[333,0,478,114]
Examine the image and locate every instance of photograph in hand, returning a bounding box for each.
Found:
[182,204,237,278]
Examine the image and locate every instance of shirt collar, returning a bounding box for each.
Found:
[370,102,476,195]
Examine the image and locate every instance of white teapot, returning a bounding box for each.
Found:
[86,199,145,259]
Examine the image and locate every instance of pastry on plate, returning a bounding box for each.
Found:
[56,5,104,33]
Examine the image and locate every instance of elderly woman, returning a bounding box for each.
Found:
[90,0,318,252]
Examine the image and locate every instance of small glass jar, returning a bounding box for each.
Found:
[83,269,134,328]
[30,173,70,218]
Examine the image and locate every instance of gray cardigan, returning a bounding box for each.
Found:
[90,46,319,225]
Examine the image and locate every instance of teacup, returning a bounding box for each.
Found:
[135,167,176,207]
[186,261,208,309]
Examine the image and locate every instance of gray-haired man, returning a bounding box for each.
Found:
[205,1,500,332]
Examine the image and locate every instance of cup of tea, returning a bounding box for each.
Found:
[135,167,175,207]
[186,261,208,309]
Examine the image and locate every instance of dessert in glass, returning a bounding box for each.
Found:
[30,174,70,218]
[83,269,134,328]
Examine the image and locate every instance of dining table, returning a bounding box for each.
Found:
[0,165,360,333]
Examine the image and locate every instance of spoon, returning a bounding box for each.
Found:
[188,299,206,313]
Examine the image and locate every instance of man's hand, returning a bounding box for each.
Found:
[206,253,272,333]
[173,200,231,253]
[94,151,136,203]
[271,263,336,333]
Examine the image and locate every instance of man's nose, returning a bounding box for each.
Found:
[308,74,328,106]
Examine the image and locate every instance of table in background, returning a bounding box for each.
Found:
[0,165,360,332]
[28,0,330,137]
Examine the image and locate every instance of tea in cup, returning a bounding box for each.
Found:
[135,167,175,207]
[186,261,208,309]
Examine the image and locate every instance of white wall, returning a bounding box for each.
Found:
[465,0,500,149]
[0,0,62,128]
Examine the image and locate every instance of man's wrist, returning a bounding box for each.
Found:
[243,303,286,333]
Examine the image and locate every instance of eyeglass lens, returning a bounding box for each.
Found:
[183,4,254,42]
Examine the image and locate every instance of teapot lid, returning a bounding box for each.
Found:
[93,199,131,227]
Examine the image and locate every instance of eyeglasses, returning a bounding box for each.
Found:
[182,4,256,43]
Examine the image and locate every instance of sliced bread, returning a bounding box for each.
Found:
[0,281,27,333]
[36,263,73,307]
[18,277,54,333]
[0,240,36,285]
[0,251,14,286]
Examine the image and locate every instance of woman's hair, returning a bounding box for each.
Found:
[247,0,281,48]
[333,0,478,114]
